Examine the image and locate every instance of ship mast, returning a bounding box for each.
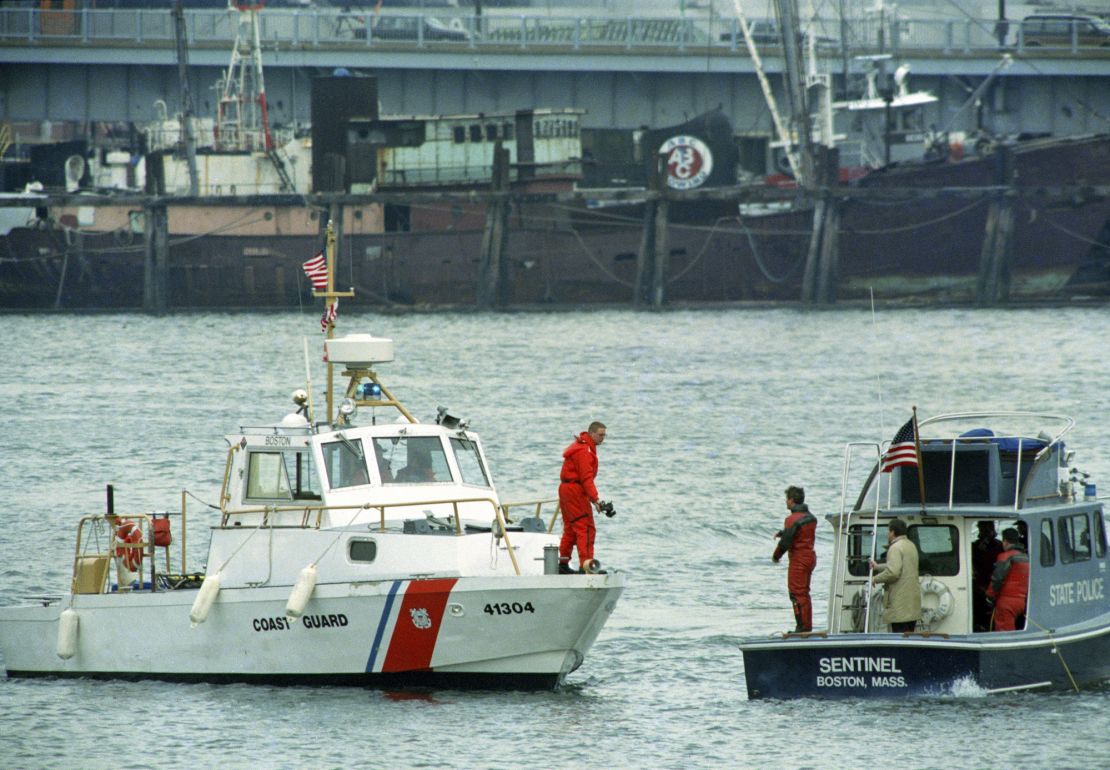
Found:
[216,0,273,152]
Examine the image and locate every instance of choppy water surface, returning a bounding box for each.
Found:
[2,307,1109,770]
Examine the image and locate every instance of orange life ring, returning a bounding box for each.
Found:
[115,520,143,572]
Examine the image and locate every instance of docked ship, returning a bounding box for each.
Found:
[2,4,1110,308]
[0,224,625,688]
[740,411,1110,699]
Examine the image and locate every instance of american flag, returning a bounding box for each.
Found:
[320,299,338,333]
[302,250,327,291]
[881,417,918,473]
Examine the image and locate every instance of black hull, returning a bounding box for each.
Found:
[4,668,562,691]
[740,624,1110,699]
[4,135,1109,309]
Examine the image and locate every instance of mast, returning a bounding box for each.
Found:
[173,0,199,196]
[318,221,354,424]
[216,1,273,152]
[773,0,816,189]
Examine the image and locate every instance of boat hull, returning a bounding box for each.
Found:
[0,574,624,690]
[740,620,1110,699]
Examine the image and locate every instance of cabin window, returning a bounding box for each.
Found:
[901,448,990,505]
[450,437,490,487]
[1096,513,1108,558]
[846,523,959,576]
[846,524,879,577]
[1040,519,1056,566]
[348,538,377,563]
[321,438,370,489]
[502,123,514,140]
[246,452,292,500]
[908,525,960,576]
[1058,513,1091,563]
[453,126,465,144]
[373,436,452,484]
[469,124,482,142]
[485,124,498,141]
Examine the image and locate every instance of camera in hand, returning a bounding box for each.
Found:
[598,500,616,518]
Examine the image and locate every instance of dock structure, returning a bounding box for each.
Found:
[2,4,1110,309]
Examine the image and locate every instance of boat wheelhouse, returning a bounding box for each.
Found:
[0,223,624,689]
[741,411,1110,699]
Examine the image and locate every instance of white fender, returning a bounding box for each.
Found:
[56,608,79,659]
[285,564,317,620]
[189,572,221,627]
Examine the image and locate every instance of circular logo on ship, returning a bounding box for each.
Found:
[660,135,714,190]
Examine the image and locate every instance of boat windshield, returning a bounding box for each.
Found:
[321,438,370,489]
[450,437,490,487]
[373,436,453,484]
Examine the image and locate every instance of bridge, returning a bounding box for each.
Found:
[2,5,1108,138]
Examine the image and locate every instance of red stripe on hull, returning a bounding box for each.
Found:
[381,578,458,672]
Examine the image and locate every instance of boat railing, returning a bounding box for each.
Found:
[71,508,189,596]
[832,442,882,634]
[222,495,555,576]
[4,8,1107,58]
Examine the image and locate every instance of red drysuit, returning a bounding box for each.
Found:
[987,545,1030,631]
[773,505,818,632]
[558,432,599,569]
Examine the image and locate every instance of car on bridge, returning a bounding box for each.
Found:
[1021,14,1110,47]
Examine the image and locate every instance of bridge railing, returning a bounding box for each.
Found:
[0,8,1105,57]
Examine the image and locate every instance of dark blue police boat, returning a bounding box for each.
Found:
[740,412,1110,699]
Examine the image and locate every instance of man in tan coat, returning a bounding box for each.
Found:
[868,518,921,633]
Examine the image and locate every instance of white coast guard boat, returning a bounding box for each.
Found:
[0,224,624,689]
[740,411,1110,699]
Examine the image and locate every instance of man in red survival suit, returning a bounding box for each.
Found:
[772,486,818,632]
[558,421,607,574]
[986,527,1030,631]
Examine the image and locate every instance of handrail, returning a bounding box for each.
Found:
[223,495,503,531]
[833,442,881,633]
[3,8,1107,59]
[72,513,164,594]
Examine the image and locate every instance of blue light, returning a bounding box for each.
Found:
[360,382,382,399]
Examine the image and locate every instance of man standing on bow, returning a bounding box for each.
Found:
[772,486,817,633]
[558,421,606,574]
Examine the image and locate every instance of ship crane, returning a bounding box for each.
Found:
[215,0,294,191]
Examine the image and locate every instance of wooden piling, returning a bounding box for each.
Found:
[801,147,840,304]
[636,154,669,307]
[976,146,1016,305]
[142,203,168,314]
[478,142,511,308]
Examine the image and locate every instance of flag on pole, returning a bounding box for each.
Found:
[302,251,327,291]
[320,299,338,333]
[881,418,918,473]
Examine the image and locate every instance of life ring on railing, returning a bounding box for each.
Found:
[918,576,953,630]
[115,519,143,572]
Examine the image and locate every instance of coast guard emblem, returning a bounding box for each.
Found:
[410,608,432,629]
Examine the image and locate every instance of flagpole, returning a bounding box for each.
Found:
[912,405,926,511]
[312,218,354,425]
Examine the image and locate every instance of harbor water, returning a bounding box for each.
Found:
[1,306,1109,769]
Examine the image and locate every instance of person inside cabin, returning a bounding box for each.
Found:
[972,521,1004,632]
[396,448,435,483]
[869,518,922,633]
[987,527,1030,632]
[557,421,607,575]
[772,485,817,633]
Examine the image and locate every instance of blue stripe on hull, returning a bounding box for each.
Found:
[366,580,404,672]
